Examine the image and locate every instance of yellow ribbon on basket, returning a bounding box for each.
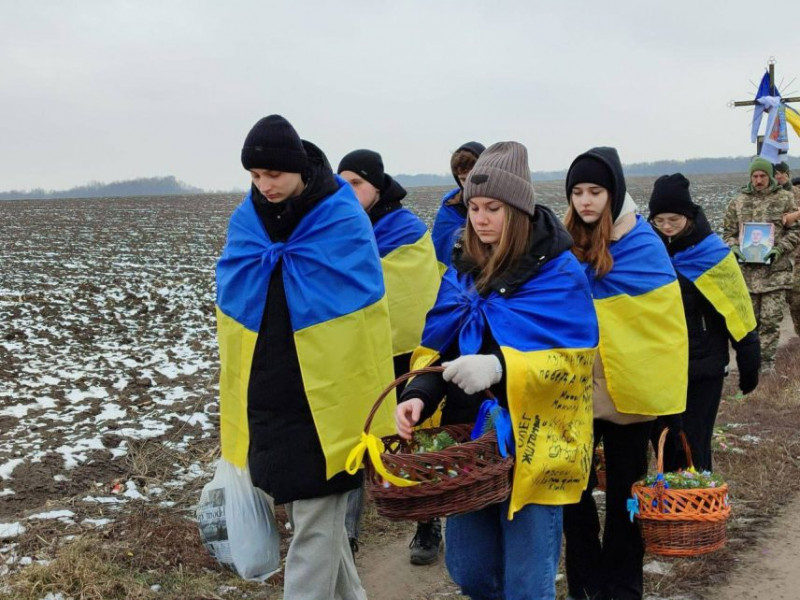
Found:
[345,432,420,488]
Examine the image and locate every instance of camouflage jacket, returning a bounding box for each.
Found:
[722,185,800,293]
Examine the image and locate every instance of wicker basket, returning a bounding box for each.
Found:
[360,367,513,522]
[631,428,730,557]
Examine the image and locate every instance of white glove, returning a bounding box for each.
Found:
[442,354,503,395]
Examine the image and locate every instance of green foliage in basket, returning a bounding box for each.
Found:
[644,468,726,490]
[412,431,458,454]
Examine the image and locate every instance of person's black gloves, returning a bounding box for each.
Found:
[735,333,761,394]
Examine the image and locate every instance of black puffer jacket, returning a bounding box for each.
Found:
[655,208,760,381]
[247,142,363,504]
[401,204,573,424]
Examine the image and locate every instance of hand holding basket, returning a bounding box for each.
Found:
[346,367,514,522]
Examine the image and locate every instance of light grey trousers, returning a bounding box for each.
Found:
[284,492,367,600]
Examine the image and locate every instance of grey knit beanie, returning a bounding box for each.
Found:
[463,141,535,216]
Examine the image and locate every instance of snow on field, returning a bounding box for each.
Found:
[0,195,238,519]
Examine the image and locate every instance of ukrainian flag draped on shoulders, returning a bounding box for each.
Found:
[215,181,396,478]
[373,208,440,357]
[410,251,599,518]
[587,215,688,415]
[670,232,756,341]
[431,188,465,274]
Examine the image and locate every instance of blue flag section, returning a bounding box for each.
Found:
[670,233,757,342]
[372,208,429,258]
[430,188,465,272]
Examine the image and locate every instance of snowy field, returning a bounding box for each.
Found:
[0,174,742,560]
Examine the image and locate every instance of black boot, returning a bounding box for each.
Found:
[409,518,442,565]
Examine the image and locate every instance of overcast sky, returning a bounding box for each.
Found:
[2,1,799,192]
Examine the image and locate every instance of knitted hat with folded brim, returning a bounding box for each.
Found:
[463,141,535,216]
[241,114,308,173]
[749,156,774,178]
[337,149,385,191]
[648,173,699,219]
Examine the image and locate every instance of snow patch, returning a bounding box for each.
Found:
[0,523,25,539]
[0,459,24,480]
[28,510,75,520]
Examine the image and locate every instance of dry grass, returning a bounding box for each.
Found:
[1,505,275,600]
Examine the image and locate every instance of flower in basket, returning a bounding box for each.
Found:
[644,468,725,490]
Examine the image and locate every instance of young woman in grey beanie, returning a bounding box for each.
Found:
[395,141,599,600]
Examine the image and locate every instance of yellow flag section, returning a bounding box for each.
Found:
[787,105,800,139]
[216,308,258,467]
[295,298,396,479]
[408,249,599,518]
[215,183,396,477]
[503,347,595,514]
[373,209,441,357]
[670,233,757,342]
[589,216,688,416]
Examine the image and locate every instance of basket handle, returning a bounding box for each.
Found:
[656,426,695,475]
[362,365,496,434]
[363,366,445,434]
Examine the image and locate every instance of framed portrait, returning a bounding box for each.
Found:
[739,222,775,264]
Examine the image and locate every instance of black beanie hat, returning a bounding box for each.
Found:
[793,177,800,186]
[566,156,615,196]
[337,149,385,191]
[648,173,698,219]
[241,115,308,173]
[775,161,791,174]
[455,141,486,159]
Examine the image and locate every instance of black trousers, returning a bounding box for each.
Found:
[564,419,653,600]
[652,375,725,473]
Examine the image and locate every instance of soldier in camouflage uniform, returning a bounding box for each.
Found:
[775,162,800,335]
[723,157,800,372]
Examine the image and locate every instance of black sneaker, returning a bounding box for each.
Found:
[409,518,442,565]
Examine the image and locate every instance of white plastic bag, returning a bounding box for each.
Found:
[196,458,280,580]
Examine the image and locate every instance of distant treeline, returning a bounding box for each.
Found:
[0,176,203,200]
[3,155,799,199]
[395,155,800,188]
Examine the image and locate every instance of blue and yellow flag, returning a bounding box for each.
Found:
[410,251,599,517]
[430,189,465,274]
[670,233,756,341]
[216,181,396,478]
[373,208,441,357]
[587,216,688,415]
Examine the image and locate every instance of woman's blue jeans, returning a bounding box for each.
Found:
[445,499,562,600]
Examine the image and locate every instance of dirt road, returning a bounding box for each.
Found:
[708,493,800,600]
[358,523,461,600]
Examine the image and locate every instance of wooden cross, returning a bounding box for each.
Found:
[730,57,800,154]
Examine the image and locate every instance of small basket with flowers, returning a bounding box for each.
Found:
[630,428,730,557]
